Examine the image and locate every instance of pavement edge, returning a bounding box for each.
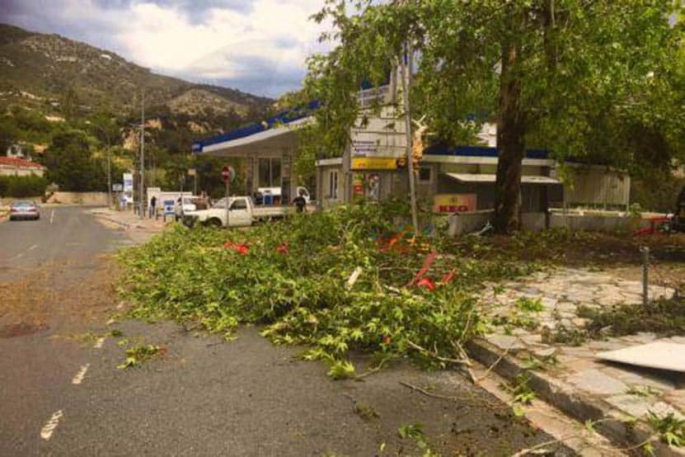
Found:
[467,338,684,456]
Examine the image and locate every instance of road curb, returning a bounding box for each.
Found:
[92,213,131,229]
[92,213,166,233]
[466,338,682,456]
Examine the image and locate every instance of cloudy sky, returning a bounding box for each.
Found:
[0,0,332,97]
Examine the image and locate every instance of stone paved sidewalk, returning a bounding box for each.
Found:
[477,267,684,447]
[90,208,168,243]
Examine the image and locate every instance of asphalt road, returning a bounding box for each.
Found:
[0,207,572,457]
[0,206,129,282]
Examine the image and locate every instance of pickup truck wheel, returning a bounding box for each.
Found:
[207,218,222,228]
[182,216,196,228]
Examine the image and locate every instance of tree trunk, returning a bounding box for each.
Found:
[493,40,525,234]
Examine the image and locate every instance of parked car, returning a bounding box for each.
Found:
[183,196,306,228]
[9,200,40,221]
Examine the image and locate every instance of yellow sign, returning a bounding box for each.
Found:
[433,194,477,213]
[351,157,397,170]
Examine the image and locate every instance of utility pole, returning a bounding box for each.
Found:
[139,89,145,219]
[400,40,419,232]
[107,135,112,208]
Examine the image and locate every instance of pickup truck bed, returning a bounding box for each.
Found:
[252,205,294,219]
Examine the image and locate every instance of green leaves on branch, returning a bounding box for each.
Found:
[117,344,162,369]
[118,203,528,377]
[303,0,685,174]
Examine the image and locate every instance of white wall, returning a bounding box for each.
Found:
[47,192,108,206]
[0,166,45,177]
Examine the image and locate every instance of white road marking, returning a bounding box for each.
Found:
[28,244,38,251]
[40,410,64,440]
[71,364,90,385]
[94,337,105,349]
[50,210,55,224]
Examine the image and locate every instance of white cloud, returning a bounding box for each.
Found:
[1,0,332,97]
[119,0,330,95]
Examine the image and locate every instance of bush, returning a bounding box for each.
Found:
[631,172,685,213]
[118,203,539,375]
[580,296,685,337]
[0,174,47,198]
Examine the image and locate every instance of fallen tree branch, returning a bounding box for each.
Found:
[510,418,623,457]
[354,357,391,380]
[399,381,505,410]
[406,340,469,365]
[451,341,478,383]
[476,343,515,383]
[510,432,581,457]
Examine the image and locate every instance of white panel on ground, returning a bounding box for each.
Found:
[597,341,685,372]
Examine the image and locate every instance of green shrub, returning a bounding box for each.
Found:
[0,174,47,198]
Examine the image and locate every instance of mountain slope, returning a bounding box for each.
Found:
[0,23,271,117]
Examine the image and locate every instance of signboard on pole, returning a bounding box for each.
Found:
[221,165,236,183]
[112,184,123,192]
[351,140,379,157]
[123,173,133,192]
[163,199,175,216]
[123,173,134,206]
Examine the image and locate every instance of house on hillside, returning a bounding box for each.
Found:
[0,157,45,177]
[6,143,31,160]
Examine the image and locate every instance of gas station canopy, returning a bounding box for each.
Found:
[192,100,319,158]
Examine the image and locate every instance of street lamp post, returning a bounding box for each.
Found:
[140,90,145,219]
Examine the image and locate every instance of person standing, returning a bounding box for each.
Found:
[149,195,157,218]
[293,189,307,213]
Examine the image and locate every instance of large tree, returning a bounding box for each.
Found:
[44,129,106,191]
[305,0,682,232]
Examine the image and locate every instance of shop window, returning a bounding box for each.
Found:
[418,167,431,183]
[328,170,339,199]
[258,158,282,187]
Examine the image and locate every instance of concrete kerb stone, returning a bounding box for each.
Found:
[467,338,684,456]
[92,211,167,232]
[93,214,131,229]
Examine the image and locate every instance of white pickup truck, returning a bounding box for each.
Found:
[182,196,302,228]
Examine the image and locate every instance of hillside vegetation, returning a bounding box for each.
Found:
[0,23,273,197]
[0,23,270,117]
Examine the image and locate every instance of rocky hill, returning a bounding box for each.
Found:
[0,23,271,118]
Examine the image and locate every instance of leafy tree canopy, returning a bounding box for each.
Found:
[303,0,683,231]
[44,129,106,192]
